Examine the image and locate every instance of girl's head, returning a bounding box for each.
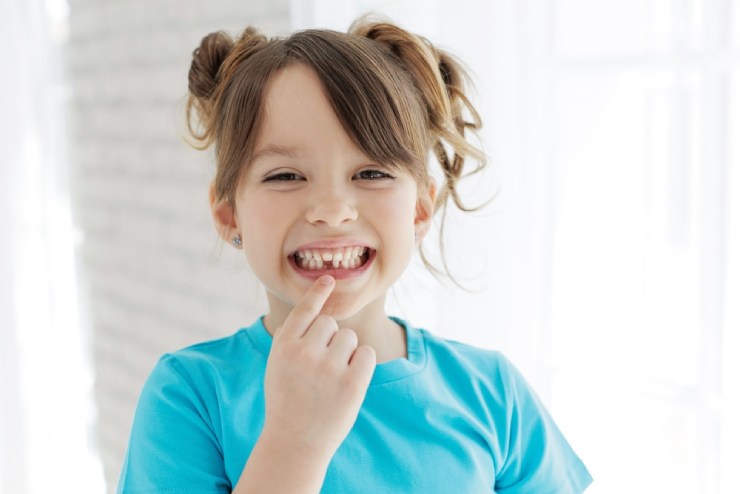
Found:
[185,18,485,317]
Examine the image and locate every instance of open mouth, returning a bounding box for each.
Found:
[292,246,374,271]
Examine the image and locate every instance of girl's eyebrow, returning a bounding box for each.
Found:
[251,144,300,163]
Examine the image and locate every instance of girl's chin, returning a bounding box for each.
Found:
[315,294,370,321]
[265,286,376,322]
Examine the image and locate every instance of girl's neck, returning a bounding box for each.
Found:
[262,297,408,364]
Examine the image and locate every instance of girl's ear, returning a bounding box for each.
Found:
[209,183,239,243]
[414,181,437,242]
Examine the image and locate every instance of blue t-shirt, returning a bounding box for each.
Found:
[117,317,592,493]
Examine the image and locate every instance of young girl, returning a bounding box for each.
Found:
[117,17,592,494]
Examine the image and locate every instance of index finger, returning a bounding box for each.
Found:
[274,275,335,341]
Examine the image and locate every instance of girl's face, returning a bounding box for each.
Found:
[215,64,434,321]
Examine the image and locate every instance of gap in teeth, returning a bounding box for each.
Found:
[295,247,368,270]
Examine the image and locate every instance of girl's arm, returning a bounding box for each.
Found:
[233,275,375,494]
[233,428,329,494]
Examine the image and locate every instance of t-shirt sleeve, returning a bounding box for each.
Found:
[494,356,593,494]
[117,354,230,494]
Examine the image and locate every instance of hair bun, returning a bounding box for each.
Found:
[188,31,235,100]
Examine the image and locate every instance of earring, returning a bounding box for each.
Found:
[231,234,242,247]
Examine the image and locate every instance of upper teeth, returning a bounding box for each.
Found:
[295,247,367,269]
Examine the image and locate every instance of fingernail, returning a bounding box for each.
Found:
[318,275,334,286]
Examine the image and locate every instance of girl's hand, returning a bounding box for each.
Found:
[260,275,377,464]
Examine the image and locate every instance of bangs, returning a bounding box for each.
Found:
[284,30,429,179]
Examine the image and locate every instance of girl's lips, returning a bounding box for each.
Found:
[288,249,376,280]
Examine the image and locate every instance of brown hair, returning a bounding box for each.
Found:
[185,17,487,278]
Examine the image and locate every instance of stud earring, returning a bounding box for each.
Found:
[231,234,242,247]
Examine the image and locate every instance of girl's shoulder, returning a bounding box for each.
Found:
[414,324,513,372]
[150,318,268,383]
[400,319,523,392]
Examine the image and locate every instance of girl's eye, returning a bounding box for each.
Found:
[355,169,395,180]
[263,172,303,182]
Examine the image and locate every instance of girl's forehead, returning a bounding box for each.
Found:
[261,64,330,123]
[243,61,425,183]
[256,65,365,159]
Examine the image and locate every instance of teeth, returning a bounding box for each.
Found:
[295,247,368,270]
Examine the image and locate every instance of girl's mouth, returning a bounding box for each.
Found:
[289,247,375,280]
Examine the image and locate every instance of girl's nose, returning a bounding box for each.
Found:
[305,191,358,227]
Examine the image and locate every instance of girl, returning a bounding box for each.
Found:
[117,17,592,494]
